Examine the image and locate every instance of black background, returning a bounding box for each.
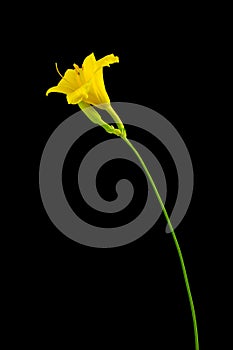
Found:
[17,5,222,349]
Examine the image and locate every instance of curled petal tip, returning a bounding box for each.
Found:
[109,54,119,63]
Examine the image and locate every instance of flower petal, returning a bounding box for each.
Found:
[96,54,119,69]
[82,53,119,82]
[62,69,81,90]
[46,84,74,95]
[81,54,119,106]
[46,68,81,96]
[85,69,110,106]
[66,83,90,104]
[82,53,97,81]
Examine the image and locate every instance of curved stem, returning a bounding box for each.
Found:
[122,136,199,350]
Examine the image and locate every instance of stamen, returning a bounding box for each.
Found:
[74,63,81,75]
[55,63,64,78]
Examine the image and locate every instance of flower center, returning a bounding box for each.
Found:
[74,64,85,84]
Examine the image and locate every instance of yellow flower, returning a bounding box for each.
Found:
[46,53,119,108]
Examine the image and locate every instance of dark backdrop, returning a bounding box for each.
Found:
[17,8,219,349]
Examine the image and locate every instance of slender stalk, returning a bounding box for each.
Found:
[122,136,199,350]
[105,105,126,135]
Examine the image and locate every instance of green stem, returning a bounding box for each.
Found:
[105,105,126,136]
[122,136,199,350]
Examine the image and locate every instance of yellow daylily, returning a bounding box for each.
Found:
[46,53,119,108]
